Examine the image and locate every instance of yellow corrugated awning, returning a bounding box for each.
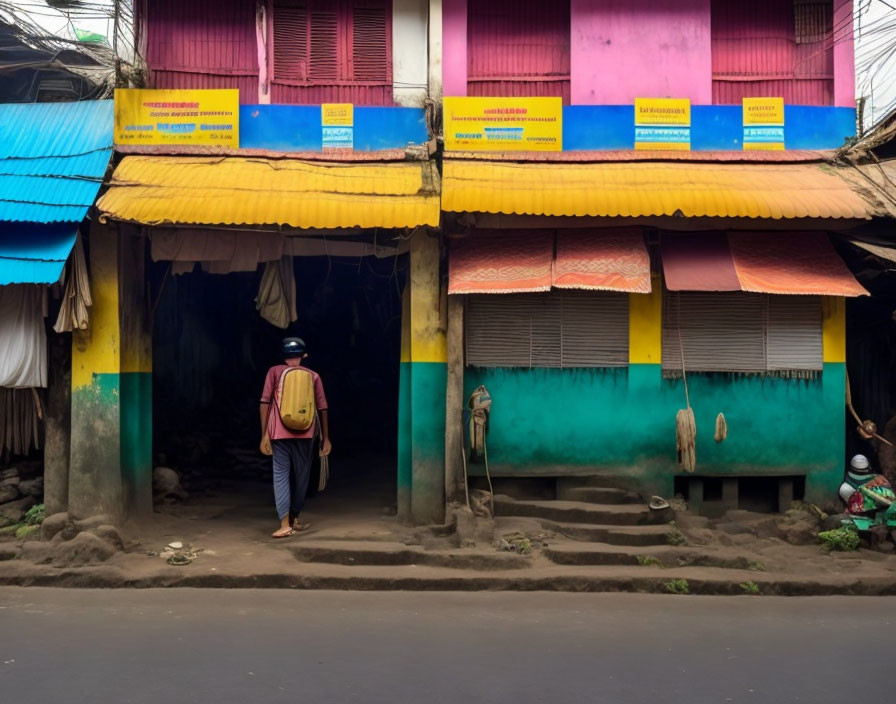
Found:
[98,156,441,229]
[442,160,877,220]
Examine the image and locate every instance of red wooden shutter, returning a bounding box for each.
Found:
[309,4,340,81]
[273,0,309,81]
[352,0,391,82]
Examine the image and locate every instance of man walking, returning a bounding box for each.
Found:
[260,337,331,538]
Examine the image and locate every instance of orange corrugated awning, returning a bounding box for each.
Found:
[661,232,867,297]
[448,229,651,295]
[97,156,441,229]
[442,160,877,220]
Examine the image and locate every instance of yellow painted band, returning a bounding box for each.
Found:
[72,226,120,388]
[400,283,411,364]
[409,230,447,364]
[629,275,662,364]
[822,296,846,363]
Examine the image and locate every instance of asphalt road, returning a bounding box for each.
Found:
[0,589,891,704]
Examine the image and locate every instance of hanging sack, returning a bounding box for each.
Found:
[277,367,316,431]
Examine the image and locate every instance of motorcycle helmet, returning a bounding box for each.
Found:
[850,454,870,473]
[281,337,306,359]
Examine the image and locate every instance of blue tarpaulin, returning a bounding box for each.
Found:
[0,100,112,283]
[0,223,78,285]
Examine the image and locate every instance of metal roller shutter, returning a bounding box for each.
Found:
[767,295,823,371]
[662,292,766,373]
[560,291,629,367]
[465,292,630,368]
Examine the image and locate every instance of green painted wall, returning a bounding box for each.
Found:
[397,361,412,520]
[410,361,447,522]
[463,363,845,504]
[69,372,123,519]
[120,372,153,516]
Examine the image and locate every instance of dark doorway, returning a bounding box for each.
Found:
[151,253,406,512]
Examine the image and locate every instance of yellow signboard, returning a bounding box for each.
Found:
[114,89,239,147]
[634,98,691,151]
[443,97,563,152]
[743,97,784,150]
[322,103,353,126]
[634,98,691,126]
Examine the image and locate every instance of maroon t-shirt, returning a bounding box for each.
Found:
[261,364,328,440]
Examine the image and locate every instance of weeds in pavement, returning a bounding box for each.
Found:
[636,555,662,567]
[663,579,689,595]
[739,581,760,595]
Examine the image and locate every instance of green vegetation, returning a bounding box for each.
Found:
[24,504,45,526]
[14,524,39,540]
[636,555,662,567]
[818,526,860,552]
[747,560,766,572]
[665,531,686,546]
[663,578,690,595]
[739,581,760,595]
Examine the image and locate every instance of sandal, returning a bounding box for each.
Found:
[292,521,311,532]
[272,527,295,539]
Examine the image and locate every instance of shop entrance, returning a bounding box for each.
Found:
[151,253,406,518]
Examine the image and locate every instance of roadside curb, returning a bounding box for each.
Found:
[2,569,895,596]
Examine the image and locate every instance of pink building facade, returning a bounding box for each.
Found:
[443,0,855,107]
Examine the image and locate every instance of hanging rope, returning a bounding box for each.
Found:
[675,300,697,472]
[714,412,728,443]
[468,386,494,514]
[846,371,892,446]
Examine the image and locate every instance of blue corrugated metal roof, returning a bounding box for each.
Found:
[0,100,113,223]
[0,223,77,284]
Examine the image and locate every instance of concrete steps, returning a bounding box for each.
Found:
[541,544,760,570]
[557,487,642,505]
[288,541,531,571]
[494,495,651,526]
[539,521,671,547]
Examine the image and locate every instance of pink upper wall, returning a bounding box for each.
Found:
[443,0,468,96]
[833,0,855,107]
[570,0,712,105]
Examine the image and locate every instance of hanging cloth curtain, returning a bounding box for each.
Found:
[53,232,92,333]
[0,284,46,388]
[256,256,298,329]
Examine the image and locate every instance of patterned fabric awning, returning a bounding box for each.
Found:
[448,229,651,295]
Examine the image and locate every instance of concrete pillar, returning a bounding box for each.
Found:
[69,222,124,520]
[778,478,794,513]
[445,294,464,504]
[119,230,153,517]
[397,283,412,521]
[43,330,71,515]
[409,229,447,524]
[427,0,444,100]
[69,223,154,520]
[689,477,704,516]
[721,478,739,511]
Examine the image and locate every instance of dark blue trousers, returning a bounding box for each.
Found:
[271,438,314,521]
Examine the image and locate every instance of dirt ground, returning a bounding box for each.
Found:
[2,462,896,593]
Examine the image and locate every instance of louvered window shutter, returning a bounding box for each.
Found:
[561,292,629,368]
[466,295,538,368]
[273,1,309,81]
[794,0,831,45]
[309,4,341,81]
[662,292,766,373]
[767,296,823,371]
[352,0,391,82]
[465,292,629,368]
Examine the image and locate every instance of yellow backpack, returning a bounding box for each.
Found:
[276,367,316,431]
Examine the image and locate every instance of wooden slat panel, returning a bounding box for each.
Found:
[767,295,823,370]
[662,292,766,373]
[352,1,391,82]
[273,1,308,81]
[309,8,340,81]
[465,291,629,369]
[561,291,629,368]
[466,295,537,368]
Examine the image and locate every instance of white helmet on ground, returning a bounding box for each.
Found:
[850,454,870,471]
